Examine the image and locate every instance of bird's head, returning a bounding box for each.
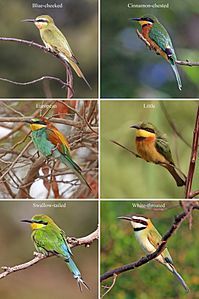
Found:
[118,215,152,231]
[130,15,158,26]
[21,214,53,230]
[130,122,157,139]
[25,117,49,131]
[22,15,54,30]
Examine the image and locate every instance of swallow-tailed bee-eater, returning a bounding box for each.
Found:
[21,214,89,291]
[131,122,185,187]
[131,15,182,90]
[25,117,91,190]
[118,215,189,292]
[22,15,91,88]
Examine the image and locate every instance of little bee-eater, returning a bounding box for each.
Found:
[21,214,89,291]
[23,15,91,88]
[131,122,185,187]
[25,117,91,190]
[118,215,189,292]
[131,15,182,90]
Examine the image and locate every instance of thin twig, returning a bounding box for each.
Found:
[111,140,141,158]
[0,76,68,88]
[101,274,117,298]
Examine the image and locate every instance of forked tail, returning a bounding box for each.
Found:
[171,63,182,91]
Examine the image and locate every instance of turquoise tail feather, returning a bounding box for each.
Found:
[171,63,182,91]
[66,257,90,291]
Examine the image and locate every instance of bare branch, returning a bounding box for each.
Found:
[67,226,99,248]
[0,227,98,280]
[0,76,68,88]
[185,105,199,198]
[111,140,141,158]
[100,203,198,282]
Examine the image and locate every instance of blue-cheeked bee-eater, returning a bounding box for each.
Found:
[118,215,189,292]
[131,15,182,90]
[21,214,89,291]
[22,15,91,89]
[25,117,91,190]
[131,122,185,187]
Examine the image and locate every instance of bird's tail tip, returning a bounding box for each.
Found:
[77,276,90,292]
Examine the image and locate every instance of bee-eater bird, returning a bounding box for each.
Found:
[118,215,189,292]
[25,117,91,190]
[21,214,89,291]
[131,15,182,90]
[22,15,91,88]
[131,122,185,187]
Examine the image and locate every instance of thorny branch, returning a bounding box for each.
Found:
[135,29,199,66]
[0,227,99,279]
[0,37,74,98]
[100,203,199,283]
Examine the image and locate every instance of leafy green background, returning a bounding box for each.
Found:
[100,100,198,198]
[101,0,199,98]
[101,201,199,299]
[0,0,97,98]
[0,201,98,299]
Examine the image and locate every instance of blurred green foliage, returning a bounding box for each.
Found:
[101,0,199,97]
[0,201,98,299]
[0,0,97,97]
[100,100,198,198]
[101,201,199,299]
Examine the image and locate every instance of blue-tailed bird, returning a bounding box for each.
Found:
[131,15,182,90]
[21,214,89,291]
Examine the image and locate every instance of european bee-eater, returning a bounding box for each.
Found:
[118,215,189,292]
[25,117,91,190]
[21,214,89,291]
[23,15,91,88]
[131,122,185,187]
[131,15,182,90]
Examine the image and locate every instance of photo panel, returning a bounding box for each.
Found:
[0,100,98,199]
[100,100,198,199]
[0,0,98,98]
[101,200,199,298]
[101,0,199,98]
[0,200,98,299]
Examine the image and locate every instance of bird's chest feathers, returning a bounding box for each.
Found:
[31,129,57,157]
[136,133,166,163]
[142,25,168,61]
[135,230,156,254]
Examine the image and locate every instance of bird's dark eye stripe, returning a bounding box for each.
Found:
[33,121,46,125]
[36,19,48,23]
[142,17,154,23]
[34,220,48,225]
[145,128,155,133]
[132,219,148,226]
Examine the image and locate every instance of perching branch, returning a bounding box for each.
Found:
[0,37,74,98]
[185,105,199,199]
[100,203,198,282]
[0,226,99,280]
[135,29,199,66]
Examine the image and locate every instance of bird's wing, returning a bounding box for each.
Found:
[33,228,72,258]
[149,22,177,61]
[155,136,174,164]
[42,28,78,64]
[46,127,70,156]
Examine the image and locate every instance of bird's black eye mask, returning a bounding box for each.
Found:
[142,127,155,133]
[34,220,48,225]
[141,17,154,23]
[36,19,49,23]
[31,120,46,125]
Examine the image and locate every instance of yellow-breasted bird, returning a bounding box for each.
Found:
[23,15,91,88]
[118,215,189,292]
[25,117,91,190]
[131,122,185,187]
[131,15,182,90]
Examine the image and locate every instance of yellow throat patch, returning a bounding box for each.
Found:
[136,129,156,138]
[30,123,46,131]
[31,222,46,230]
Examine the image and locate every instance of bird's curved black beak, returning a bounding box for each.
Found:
[21,19,35,23]
[130,124,140,129]
[21,219,33,223]
[118,216,132,221]
[129,17,141,22]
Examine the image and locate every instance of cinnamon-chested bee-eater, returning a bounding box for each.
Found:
[21,214,89,291]
[118,215,189,292]
[22,15,91,88]
[25,117,91,190]
[131,15,182,90]
[131,122,185,187]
